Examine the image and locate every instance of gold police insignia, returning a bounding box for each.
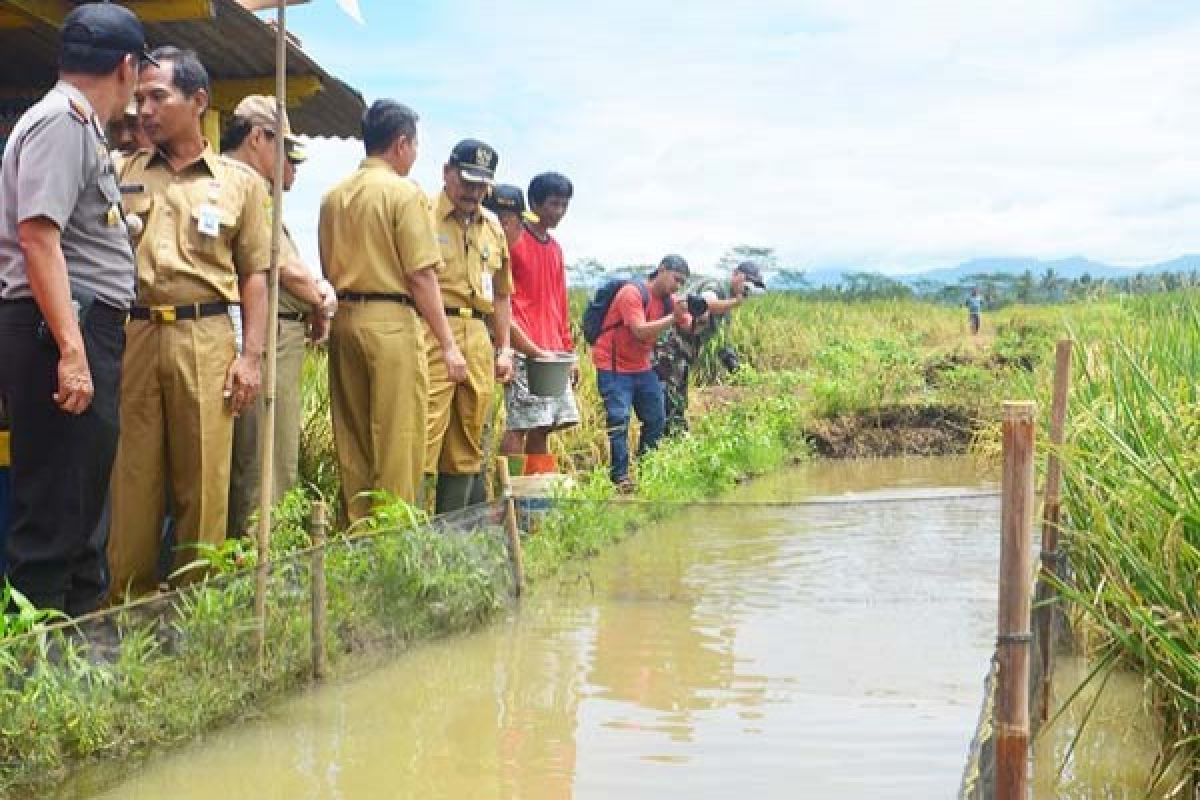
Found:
[475,147,491,167]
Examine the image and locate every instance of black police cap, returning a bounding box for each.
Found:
[484,184,526,214]
[61,2,157,66]
[448,138,497,184]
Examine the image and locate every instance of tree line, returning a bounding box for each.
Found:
[567,246,1200,307]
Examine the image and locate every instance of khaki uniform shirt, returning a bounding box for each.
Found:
[318,157,441,295]
[278,226,307,315]
[432,190,512,314]
[0,82,135,309]
[119,144,272,306]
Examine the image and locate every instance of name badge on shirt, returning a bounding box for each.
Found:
[197,204,221,237]
[481,270,494,302]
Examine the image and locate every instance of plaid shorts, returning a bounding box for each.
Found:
[504,355,581,432]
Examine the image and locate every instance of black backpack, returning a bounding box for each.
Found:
[581,279,672,345]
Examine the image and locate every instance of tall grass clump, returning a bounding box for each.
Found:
[1052,292,1200,785]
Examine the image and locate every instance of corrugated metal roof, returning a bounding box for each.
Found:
[0,0,364,138]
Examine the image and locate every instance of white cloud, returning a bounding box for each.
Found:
[282,0,1200,274]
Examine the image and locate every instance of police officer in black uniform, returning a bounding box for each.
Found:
[0,3,152,614]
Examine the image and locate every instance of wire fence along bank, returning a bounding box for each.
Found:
[0,475,1016,793]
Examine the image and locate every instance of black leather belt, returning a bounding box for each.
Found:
[445,305,486,320]
[338,291,414,306]
[278,310,307,322]
[130,301,230,323]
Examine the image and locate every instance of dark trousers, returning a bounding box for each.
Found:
[0,299,125,615]
[596,369,666,483]
[661,363,690,437]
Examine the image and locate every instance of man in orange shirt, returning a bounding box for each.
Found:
[501,173,579,470]
[589,255,689,490]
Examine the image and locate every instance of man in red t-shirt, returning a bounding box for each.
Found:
[590,255,690,489]
[502,173,580,466]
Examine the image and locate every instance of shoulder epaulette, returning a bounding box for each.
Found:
[66,97,89,124]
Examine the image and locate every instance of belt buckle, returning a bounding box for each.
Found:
[150,305,176,323]
[457,307,473,319]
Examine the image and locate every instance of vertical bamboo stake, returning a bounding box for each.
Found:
[310,501,328,681]
[997,401,1036,800]
[495,456,524,598]
[254,0,288,671]
[1036,340,1072,722]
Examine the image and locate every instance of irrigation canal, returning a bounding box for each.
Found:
[56,456,1151,799]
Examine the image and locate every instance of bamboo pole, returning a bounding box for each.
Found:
[997,401,1036,800]
[310,500,328,681]
[254,0,288,668]
[495,456,524,598]
[1036,340,1073,722]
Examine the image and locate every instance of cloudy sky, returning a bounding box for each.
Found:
[280,0,1200,275]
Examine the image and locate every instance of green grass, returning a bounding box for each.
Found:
[1040,293,1200,786]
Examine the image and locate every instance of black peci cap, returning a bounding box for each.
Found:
[484,183,526,214]
[448,138,497,184]
[734,260,766,288]
[61,3,158,66]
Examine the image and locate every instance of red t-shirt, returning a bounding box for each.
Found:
[510,228,572,352]
[590,283,673,373]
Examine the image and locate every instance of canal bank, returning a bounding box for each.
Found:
[60,457,1001,800]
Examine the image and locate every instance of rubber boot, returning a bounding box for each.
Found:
[468,470,488,506]
[434,473,475,515]
[524,453,557,475]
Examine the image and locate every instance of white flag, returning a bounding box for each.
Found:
[334,0,364,24]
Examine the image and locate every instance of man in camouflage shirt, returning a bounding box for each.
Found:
[653,261,765,435]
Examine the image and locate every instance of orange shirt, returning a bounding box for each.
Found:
[590,283,672,373]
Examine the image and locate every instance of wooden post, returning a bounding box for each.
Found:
[254,0,289,672]
[1036,340,1072,722]
[495,456,524,598]
[310,501,328,681]
[997,401,1036,800]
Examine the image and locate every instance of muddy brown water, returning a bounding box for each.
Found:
[56,456,1154,799]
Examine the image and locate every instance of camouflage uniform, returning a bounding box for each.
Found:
[653,280,731,435]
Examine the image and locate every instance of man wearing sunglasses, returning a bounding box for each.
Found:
[220,95,337,538]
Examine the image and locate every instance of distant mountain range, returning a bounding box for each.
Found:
[797,255,1200,288]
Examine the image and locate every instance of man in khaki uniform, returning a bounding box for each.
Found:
[107,48,272,601]
[222,95,338,537]
[427,139,514,513]
[319,100,466,522]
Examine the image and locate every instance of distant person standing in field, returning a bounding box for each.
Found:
[654,260,766,436]
[966,287,983,335]
[501,173,580,473]
[588,255,691,491]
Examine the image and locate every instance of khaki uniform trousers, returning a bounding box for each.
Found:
[329,301,428,521]
[228,317,307,537]
[425,315,495,476]
[108,314,237,600]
